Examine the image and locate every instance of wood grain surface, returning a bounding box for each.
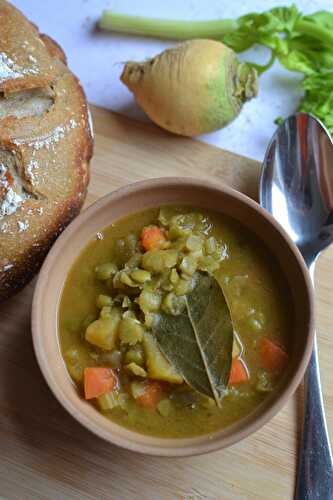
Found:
[1,105,332,500]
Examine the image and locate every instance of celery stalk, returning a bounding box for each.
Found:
[99,8,333,51]
[296,19,333,48]
[99,11,237,40]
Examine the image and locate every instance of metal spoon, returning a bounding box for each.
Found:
[260,112,333,500]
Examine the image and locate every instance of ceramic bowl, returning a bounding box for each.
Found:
[32,177,314,456]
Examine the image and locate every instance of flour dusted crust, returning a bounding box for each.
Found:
[0,1,93,301]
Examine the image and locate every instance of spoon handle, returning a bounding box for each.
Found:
[295,335,333,500]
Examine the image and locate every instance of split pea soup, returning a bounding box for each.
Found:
[59,206,292,438]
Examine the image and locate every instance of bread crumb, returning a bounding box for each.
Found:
[28,54,37,63]
[3,263,13,271]
[0,186,25,219]
[26,159,39,185]
[0,222,9,232]
[17,220,29,232]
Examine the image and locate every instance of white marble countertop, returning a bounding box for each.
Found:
[13,0,331,161]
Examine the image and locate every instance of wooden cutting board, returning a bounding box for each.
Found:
[1,105,332,500]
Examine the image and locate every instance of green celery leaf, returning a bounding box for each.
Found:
[222,6,300,53]
[278,50,317,75]
[299,71,333,136]
[303,11,333,31]
[221,5,333,136]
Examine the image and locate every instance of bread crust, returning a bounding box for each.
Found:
[0,1,93,302]
[40,34,67,65]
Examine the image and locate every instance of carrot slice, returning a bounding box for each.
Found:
[229,358,249,385]
[84,367,117,400]
[260,338,288,373]
[136,381,163,409]
[141,225,166,251]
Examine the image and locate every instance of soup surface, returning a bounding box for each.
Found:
[59,206,292,438]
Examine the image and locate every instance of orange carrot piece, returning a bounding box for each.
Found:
[141,225,166,251]
[260,338,288,373]
[229,358,249,385]
[84,367,117,400]
[136,381,163,409]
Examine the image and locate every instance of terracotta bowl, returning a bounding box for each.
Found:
[32,177,314,457]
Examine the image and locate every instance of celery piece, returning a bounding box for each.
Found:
[97,391,129,411]
[125,362,147,377]
[157,399,173,417]
[130,381,146,399]
[125,345,145,366]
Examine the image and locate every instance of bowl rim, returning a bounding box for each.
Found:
[32,176,314,457]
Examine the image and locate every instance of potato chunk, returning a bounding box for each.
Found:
[85,307,121,350]
[143,331,183,384]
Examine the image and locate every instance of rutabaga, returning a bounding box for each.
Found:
[121,39,258,137]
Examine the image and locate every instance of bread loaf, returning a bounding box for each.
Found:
[0,0,93,301]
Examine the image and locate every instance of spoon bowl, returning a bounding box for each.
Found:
[260,112,333,267]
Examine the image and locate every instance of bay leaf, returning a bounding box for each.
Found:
[153,272,234,407]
